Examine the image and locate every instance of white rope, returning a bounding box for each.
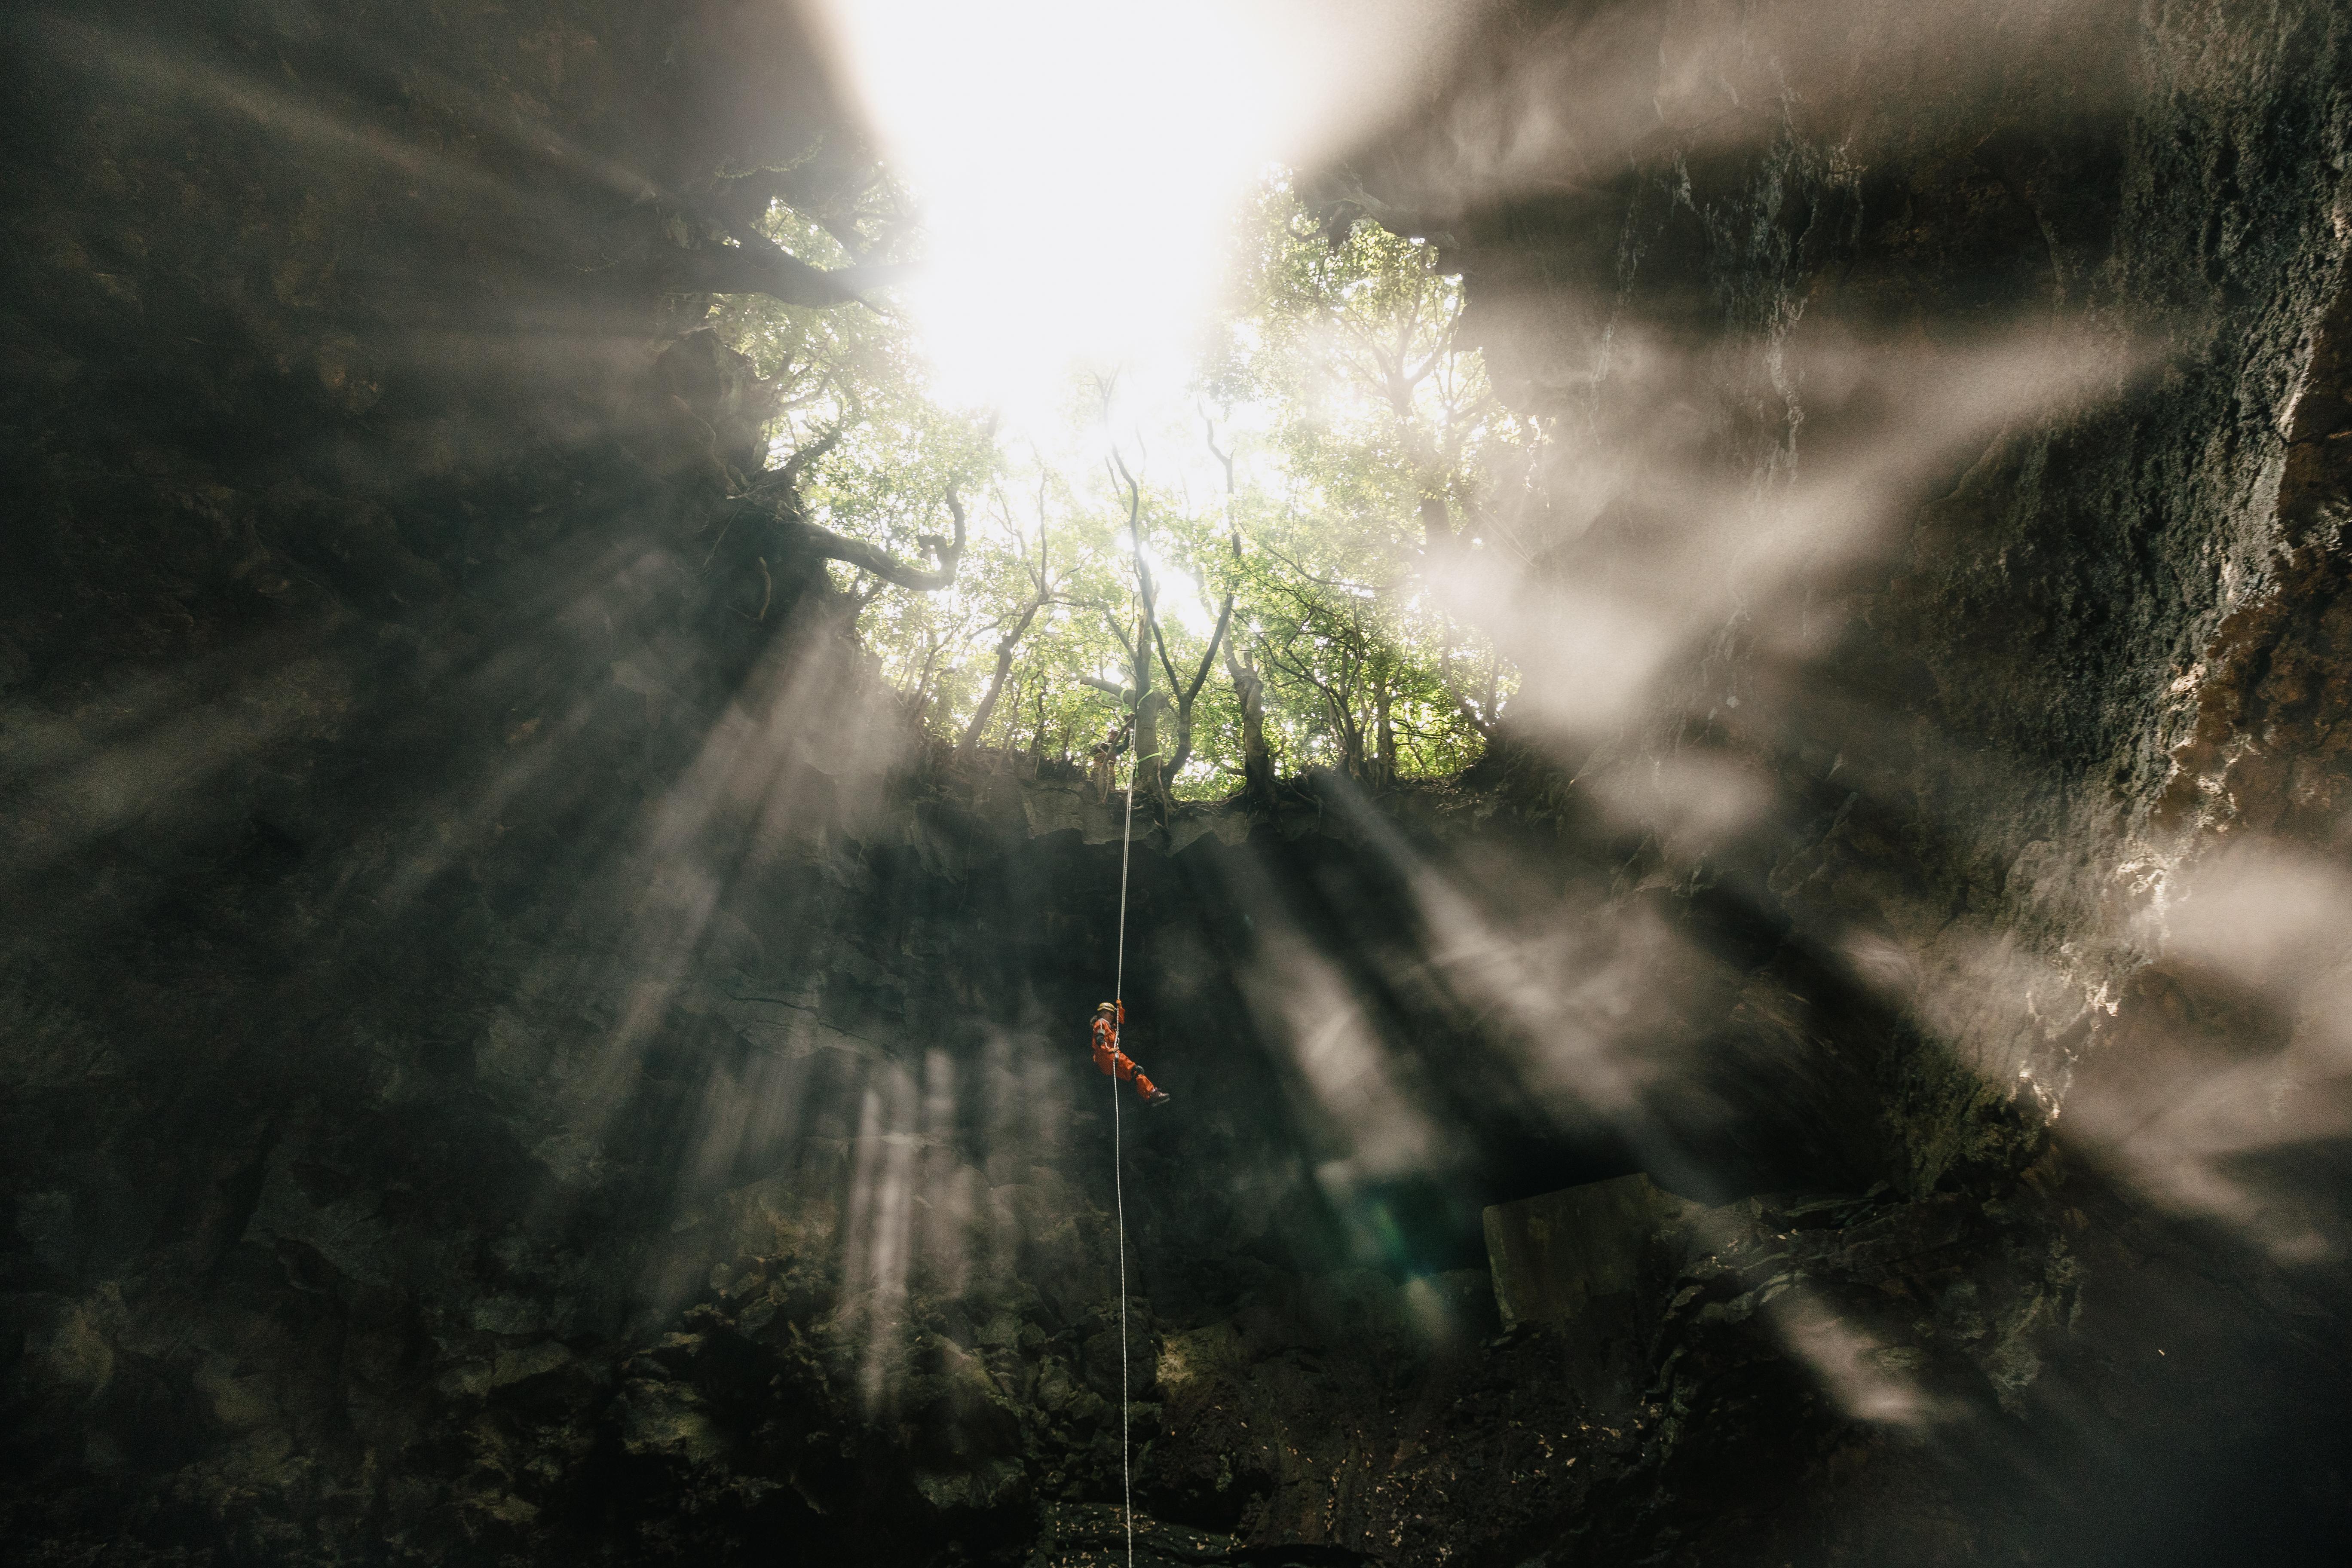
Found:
[1116,735,1136,1005]
[1112,727,1138,1568]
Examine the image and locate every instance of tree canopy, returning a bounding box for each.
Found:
[710,173,1531,799]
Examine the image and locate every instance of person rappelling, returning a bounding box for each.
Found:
[1090,1000,1172,1106]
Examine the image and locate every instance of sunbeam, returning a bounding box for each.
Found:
[8,0,2352,1562]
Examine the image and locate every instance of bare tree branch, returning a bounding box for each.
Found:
[958,590,1047,753]
[957,474,1057,756]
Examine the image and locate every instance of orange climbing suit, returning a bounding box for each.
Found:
[1090,1003,1162,1101]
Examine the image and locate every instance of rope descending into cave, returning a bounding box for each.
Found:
[1110,686,1139,1568]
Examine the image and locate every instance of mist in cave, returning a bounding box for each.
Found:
[5,3,2352,1565]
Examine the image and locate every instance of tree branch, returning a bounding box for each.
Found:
[958,590,1047,753]
[1149,606,1184,697]
[678,177,922,310]
[800,484,966,591]
[1108,445,1157,702]
[662,226,885,309]
[771,420,845,496]
[1188,594,1234,707]
[1097,605,1137,665]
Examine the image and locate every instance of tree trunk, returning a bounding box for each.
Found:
[1133,688,1170,803]
[1418,491,1458,556]
[1321,686,1365,779]
[1026,689,1050,773]
[1155,592,1234,781]
[1374,674,1396,791]
[957,594,1044,755]
[1169,697,1197,786]
[1228,649,1274,802]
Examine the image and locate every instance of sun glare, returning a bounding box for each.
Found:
[812,0,1466,423]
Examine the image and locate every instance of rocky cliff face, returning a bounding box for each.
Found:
[5,2,2350,1565]
[1316,0,2352,1559]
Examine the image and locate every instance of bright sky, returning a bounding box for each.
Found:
[812,0,1467,424]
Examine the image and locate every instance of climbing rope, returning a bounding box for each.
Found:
[1111,707,1139,1568]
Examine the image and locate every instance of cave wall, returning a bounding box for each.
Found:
[1341,0,2352,1185]
[1314,0,2352,1561]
